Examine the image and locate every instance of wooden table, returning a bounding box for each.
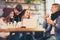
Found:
[0,28,45,32]
[0,28,45,38]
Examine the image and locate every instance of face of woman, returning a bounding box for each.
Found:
[9,11,14,18]
[24,10,30,18]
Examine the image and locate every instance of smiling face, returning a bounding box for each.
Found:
[9,11,14,18]
[23,10,30,18]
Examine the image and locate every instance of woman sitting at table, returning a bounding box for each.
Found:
[0,7,14,40]
[19,9,34,40]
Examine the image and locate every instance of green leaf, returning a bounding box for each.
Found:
[34,0,41,3]
[26,0,31,4]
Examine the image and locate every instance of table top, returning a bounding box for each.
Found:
[0,28,45,32]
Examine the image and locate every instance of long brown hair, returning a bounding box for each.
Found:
[2,8,14,23]
[21,9,30,19]
[6,14,14,23]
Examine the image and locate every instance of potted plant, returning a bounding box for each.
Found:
[26,0,31,9]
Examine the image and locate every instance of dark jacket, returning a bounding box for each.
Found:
[14,13,22,22]
[51,10,60,21]
[44,10,60,39]
[51,10,60,33]
[47,10,60,32]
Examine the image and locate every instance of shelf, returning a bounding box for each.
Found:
[5,0,41,5]
[5,2,40,5]
[4,0,41,14]
[29,9,39,11]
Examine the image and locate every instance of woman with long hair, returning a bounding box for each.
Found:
[0,7,14,40]
[19,9,34,40]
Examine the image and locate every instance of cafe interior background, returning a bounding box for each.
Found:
[0,0,60,39]
[0,0,60,27]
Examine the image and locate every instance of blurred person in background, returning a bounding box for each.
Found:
[50,3,60,40]
[43,3,60,40]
